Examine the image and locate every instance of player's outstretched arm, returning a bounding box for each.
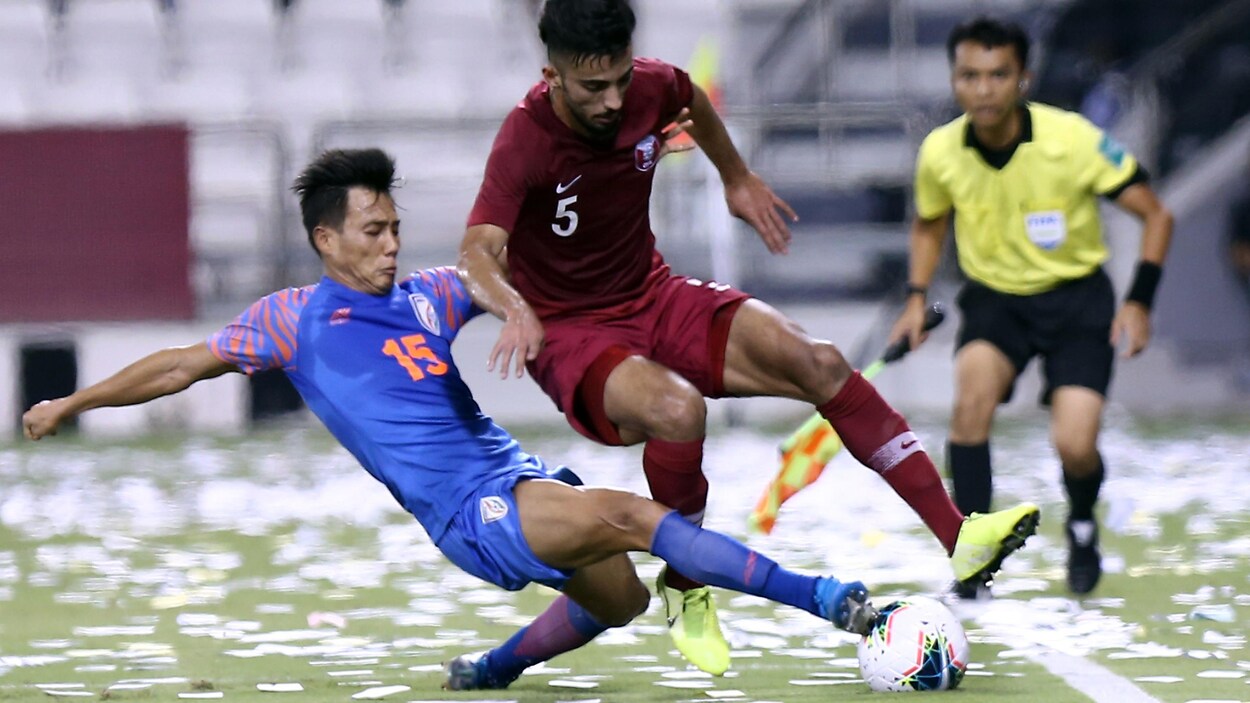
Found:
[458,223,544,379]
[1110,183,1174,357]
[683,85,798,255]
[22,342,234,441]
[889,213,950,351]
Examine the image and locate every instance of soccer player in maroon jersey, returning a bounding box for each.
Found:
[458,0,1040,675]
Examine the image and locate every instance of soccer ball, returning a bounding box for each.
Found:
[857,596,969,692]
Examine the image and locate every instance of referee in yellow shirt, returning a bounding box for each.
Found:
[890,17,1173,596]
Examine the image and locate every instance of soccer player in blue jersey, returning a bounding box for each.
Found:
[22,148,876,691]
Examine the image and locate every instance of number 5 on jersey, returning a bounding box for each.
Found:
[552,195,578,237]
[382,334,448,381]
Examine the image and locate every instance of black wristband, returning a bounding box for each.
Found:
[906,283,928,298]
[1126,261,1162,308]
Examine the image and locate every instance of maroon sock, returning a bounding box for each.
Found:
[643,438,708,590]
[817,373,963,554]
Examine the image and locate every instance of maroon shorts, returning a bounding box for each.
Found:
[527,275,749,446]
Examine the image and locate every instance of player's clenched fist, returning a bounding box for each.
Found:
[23,398,66,440]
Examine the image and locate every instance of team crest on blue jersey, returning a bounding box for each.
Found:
[408,293,441,335]
[330,307,351,326]
[635,134,659,171]
[480,496,508,524]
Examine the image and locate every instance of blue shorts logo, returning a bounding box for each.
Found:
[480,496,508,524]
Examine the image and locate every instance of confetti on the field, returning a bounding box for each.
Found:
[704,690,746,698]
[350,685,411,699]
[654,681,713,689]
[547,680,599,689]
[787,679,858,686]
[727,650,763,658]
[107,682,153,690]
[406,664,444,672]
[257,682,304,692]
[35,684,84,690]
[40,691,92,698]
[307,611,347,628]
[177,693,224,699]
[327,669,375,677]
[73,665,116,673]
[661,671,713,680]
[73,625,154,637]
[1196,670,1245,678]
[1134,676,1184,683]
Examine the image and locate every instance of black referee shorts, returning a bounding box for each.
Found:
[956,269,1115,405]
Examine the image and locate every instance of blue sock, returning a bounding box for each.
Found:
[484,595,608,686]
[649,511,822,617]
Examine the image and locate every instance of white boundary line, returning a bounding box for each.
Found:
[1027,650,1163,703]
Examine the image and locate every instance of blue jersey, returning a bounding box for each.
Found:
[207,267,540,542]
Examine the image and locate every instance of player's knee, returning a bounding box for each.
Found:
[645,386,706,440]
[950,395,995,440]
[784,340,850,401]
[1053,437,1098,473]
[808,341,851,385]
[598,578,650,627]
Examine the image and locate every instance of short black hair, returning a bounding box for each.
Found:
[946,17,1030,69]
[538,0,636,67]
[292,148,398,253]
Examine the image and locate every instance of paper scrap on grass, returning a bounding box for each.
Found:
[351,685,411,699]
[327,669,375,677]
[654,680,713,689]
[257,682,304,692]
[178,693,224,699]
[40,691,92,697]
[661,671,713,679]
[548,680,599,689]
[1195,670,1245,678]
[704,690,746,698]
[1134,676,1183,683]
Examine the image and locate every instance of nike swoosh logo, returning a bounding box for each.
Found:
[555,175,582,194]
[901,440,917,449]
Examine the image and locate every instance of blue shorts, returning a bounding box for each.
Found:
[435,463,580,591]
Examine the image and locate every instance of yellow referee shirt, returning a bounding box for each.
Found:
[914,102,1140,295]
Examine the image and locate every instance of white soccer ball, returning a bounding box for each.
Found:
[856,596,970,692]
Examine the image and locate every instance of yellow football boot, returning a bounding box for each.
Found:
[656,567,731,676]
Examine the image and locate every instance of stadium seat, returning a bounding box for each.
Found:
[29,74,142,123]
[173,0,279,76]
[144,68,253,123]
[57,0,166,86]
[0,0,53,82]
[0,77,32,125]
[285,0,387,75]
[189,129,283,204]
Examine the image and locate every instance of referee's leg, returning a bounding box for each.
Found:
[949,341,1015,515]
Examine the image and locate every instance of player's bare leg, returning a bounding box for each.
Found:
[444,480,877,689]
[1050,386,1106,594]
[721,300,1038,593]
[601,358,731,674]
[949,341,1014,515]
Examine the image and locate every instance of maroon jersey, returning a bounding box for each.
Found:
[468,58,694,320]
